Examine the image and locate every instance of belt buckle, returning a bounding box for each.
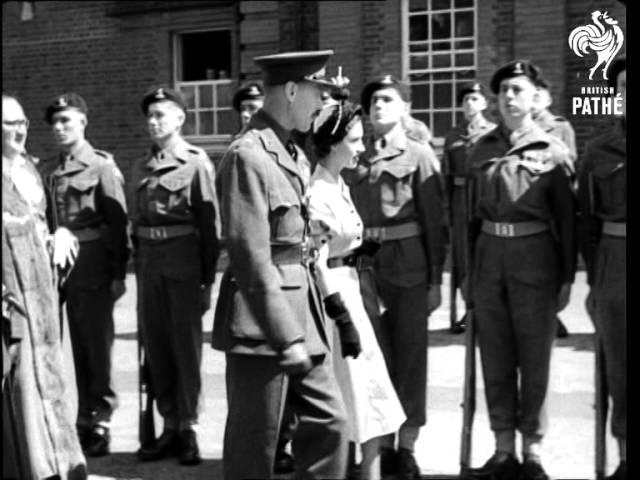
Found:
[150,227,167,240]
[495,223,515,237]
[366,227,383,242]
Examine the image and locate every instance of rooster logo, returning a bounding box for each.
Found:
[568,11,624,80]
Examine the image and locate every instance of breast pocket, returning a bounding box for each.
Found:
[67,176,100,215]
[158,172,193,210]
[592,163,625,212]
[378,161,417,217]
[268,188,304,242]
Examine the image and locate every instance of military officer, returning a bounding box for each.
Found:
[464,60,576,480]
[212,50,348,480]
[130,87,220,466]
[232,82,264,134]
[343,75,445,480]
[578,57,626,480]
[39,92,128,458]
[442,81,496,334]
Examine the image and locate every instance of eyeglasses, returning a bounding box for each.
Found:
[3,119,30,129]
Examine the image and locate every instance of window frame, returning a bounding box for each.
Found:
[401,0,478,146]
[172,27,236,141]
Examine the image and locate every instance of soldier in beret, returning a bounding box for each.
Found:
[442,81,496,334]
[578,57,626,480]
[343,74,445,479]
[130,86,220,465]
[232,82,264,136]
[39,92,129,458]
[464,60,577,480]
[212,50,348,480]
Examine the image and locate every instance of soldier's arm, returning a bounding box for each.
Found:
[414,143,446,286]
[98,159,129,280]
[549,161,578,285]
[563,122,578,165]
[218,145,305,350]
[576,146,601,286]
[190,156,220,285]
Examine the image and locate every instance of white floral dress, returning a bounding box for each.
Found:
[306,164,406,443]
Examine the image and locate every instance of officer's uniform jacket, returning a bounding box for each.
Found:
[343,123,446,287]
[467,123,577,285]
[534,109,577,164]
[577,118,626,286]
[212,110,327,356]
[442,115,496,223]
[39,141,129,280]
[129,137,220,285]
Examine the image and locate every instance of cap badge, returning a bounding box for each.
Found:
[155,88,166,99]
[382,75,393,84]
[513,62,524,74]
[55,97,67,107]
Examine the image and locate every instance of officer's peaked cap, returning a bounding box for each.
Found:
[141,86,187,115]
[45,92,88,124]
[490,60,542,94]
[253,50,334,86]
[457,81,488,105]
[361,75,411,114]
[232,83,264,112]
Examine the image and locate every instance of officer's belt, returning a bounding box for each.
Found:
[271,244,313,265]
[364,221,422,242]
[453,176,467,187]
[481,220,549,238]
[136,224,196,240]
[327,251,358,269]
[602,221,626,237]
[71,227,102,243]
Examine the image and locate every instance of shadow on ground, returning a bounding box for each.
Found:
[87,453,222,480]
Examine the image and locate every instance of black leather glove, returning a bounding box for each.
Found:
[324,293,361,359]
[352,240,381,258]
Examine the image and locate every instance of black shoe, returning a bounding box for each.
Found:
[519,457,549,480]
[397,447,421,480]
[380,447,398,475]
[450,314,467,334]
[84,425,110,457]
[556,318,569,338]
[606,461,627,480]
[177,429,202,466]
[137,429,180,461]
[467,452,520,480]
[76,425,91,451]
[274,447,295,474]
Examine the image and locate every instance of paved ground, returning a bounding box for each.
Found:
[84,271,616,480]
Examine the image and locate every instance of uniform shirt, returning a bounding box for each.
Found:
[40,140,129,280]
[577,118,626,285]
[343,122,446,287]
[467,122,577,284]
[129,136,220,285]
[533,108,577,164]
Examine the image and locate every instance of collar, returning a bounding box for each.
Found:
[251,109,294,147]
[368,123,408,162]
[467,114,491,133]
[146,136,191,170]
[62,140,93,167]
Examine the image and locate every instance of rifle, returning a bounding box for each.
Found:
[138,326,156,448]
[594,332,608,480]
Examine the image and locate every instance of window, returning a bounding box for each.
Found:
[403,0,477,141]
[174,30,238,138]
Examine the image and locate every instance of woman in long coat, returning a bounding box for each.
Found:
[2,93,86,479]
[307,94,406,480]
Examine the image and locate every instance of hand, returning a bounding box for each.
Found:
[201,283,213,314]
[427,284,442,315]
[556,283,571,313]
[52,227,79,270]
[323,293,361,358]
[279,342,312,375]
[353,240,381,258]
[585,289,596,319]
[110,279,126,302]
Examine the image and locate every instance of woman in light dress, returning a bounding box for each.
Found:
[307,91,406,480]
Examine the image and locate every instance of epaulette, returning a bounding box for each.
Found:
[94,149,113,159]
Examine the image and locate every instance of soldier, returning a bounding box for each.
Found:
[402,113,432,145]
[578,57,626,480]
[130,87,220,466]
[343,75,446,479]
[442,82,496,334]
[232,82,264,135]
[464,60,576,480]
[40,92,129,458]
[212,50,348,480]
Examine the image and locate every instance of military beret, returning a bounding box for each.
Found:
[490,60,542,94]
[45,92,88,124]
[141,86,187,115]
[457,81,488,104]
[361,75,411,114]
[232,83,264,112]
[607,57,626,90]
[253,50,334,86]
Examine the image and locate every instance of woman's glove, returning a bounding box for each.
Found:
[323,293,361,359]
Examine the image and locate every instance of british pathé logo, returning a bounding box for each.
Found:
[568,11,624,80]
